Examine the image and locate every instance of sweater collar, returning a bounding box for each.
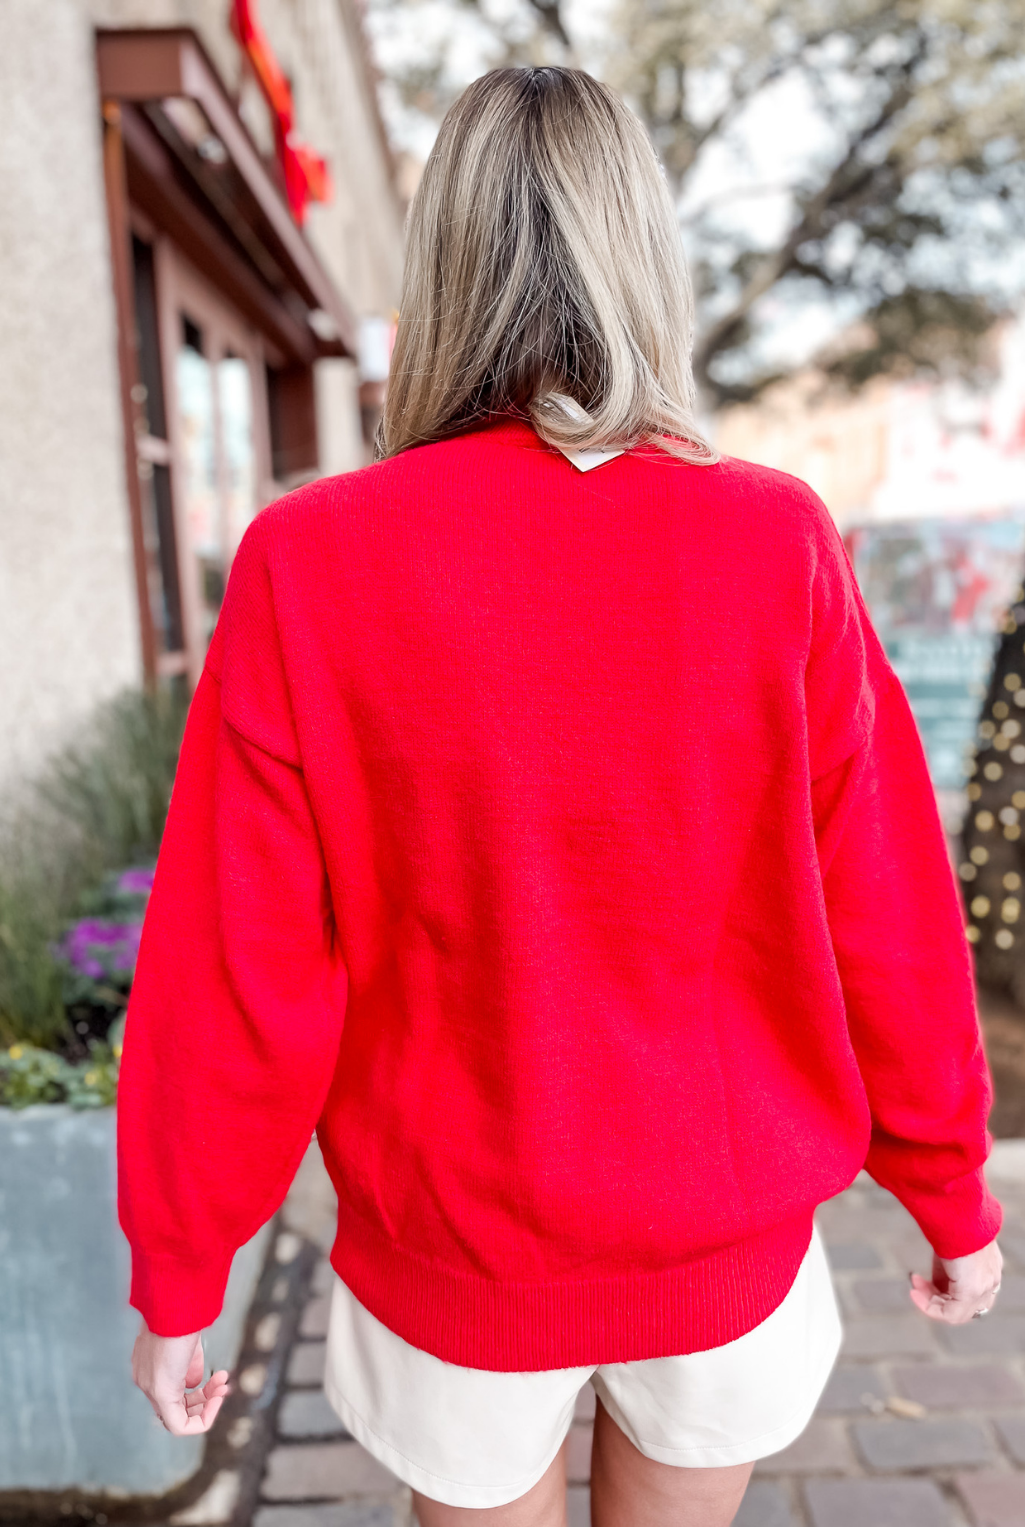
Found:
[476,415,626,470]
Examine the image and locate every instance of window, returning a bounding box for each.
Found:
[175,312,263,642]
[99,28,356,689]
[126,238,271,673]
[144,246,273,673]
[131,235,184,660]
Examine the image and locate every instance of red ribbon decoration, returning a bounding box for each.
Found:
[230,0,333,224]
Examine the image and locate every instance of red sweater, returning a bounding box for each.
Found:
[117,418,1001,1368]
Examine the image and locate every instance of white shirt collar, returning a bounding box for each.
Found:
[555,445,626,472]
[544,396,626,471]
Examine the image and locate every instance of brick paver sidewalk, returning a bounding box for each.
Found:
[246,1147,1025,1527]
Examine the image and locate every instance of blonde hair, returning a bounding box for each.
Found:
[379,67,718,465]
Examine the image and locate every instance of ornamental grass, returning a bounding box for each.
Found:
[0,686,186,1096]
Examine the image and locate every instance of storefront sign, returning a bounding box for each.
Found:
[847,517,1025,787]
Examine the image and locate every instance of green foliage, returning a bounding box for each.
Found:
[0,879,68,1049]
[0,1045,68,1106]
[821,290,999,391]
[0,1034,121,1110]
[0,686,186,1054]
[36,684,187,873]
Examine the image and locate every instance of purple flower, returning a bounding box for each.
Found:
[55,918,142,980]
[117,867,155,896]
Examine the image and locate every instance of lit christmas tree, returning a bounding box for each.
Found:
[959,580,1025,1000]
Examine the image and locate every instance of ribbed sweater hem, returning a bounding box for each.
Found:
[328,1200,816,1371]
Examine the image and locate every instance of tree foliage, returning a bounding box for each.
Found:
[366,0,1025,404]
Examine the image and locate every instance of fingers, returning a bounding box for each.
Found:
[177,1371,232,1429]
[183,1379,229,1418]
[198,1371,232,1407]
[184,1338,206,1392]
[131,1324,233,1435]
[153,1377,231,1435]
[183,1388,229,1426]
[151,1390,208,1436]
[908,1268,1002,1325]
[196,1391,227,1430]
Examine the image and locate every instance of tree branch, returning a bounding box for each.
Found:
[525,0,570,50]
[639,6,898,189]
[692,50,924,389]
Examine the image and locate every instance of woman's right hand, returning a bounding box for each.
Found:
[131,1319,231,1434]
[909,1240,1003,1325]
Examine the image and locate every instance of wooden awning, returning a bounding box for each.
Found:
[97,27,356,363]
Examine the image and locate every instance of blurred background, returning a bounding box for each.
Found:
[2,1,1025,1522]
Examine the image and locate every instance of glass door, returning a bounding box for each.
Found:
[218,352,259,557]
[129,232,186,673]
[160,252,272,676]
[176,315,222,643]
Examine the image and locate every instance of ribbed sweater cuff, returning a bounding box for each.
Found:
[129,1250,233,1337]
[897,1166,1003,1260]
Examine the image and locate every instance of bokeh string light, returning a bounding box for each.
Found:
[959,584,1025,996]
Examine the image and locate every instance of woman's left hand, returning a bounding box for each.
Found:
[131,1319,231,1435]
[909,1240,1003,1326]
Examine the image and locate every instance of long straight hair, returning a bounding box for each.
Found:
[379,67,718,465]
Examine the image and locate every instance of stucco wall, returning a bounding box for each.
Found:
[0,0,403,795]
[0,0,140,795]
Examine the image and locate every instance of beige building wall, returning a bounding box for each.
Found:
[0,0,139,795]
[0,0,403,794]
[714,316,1025,532]
[714,374,892,529]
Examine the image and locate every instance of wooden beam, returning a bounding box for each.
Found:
[100,99,158,687]
[96,28,358,354]
[120,104,318,366]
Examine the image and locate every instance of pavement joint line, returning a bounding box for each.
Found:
[252,1153,1025,1526]
[6,1147,1022,1524]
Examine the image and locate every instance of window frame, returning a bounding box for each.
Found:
[97,26,356,690]
[156,245,275,685]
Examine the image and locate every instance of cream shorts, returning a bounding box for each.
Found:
[322,1222,842,1509]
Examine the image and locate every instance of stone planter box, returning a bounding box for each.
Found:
[0,1105,271,1496]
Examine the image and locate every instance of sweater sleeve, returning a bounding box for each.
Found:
[117,520,348,1336]
[807,516,1002,1260]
